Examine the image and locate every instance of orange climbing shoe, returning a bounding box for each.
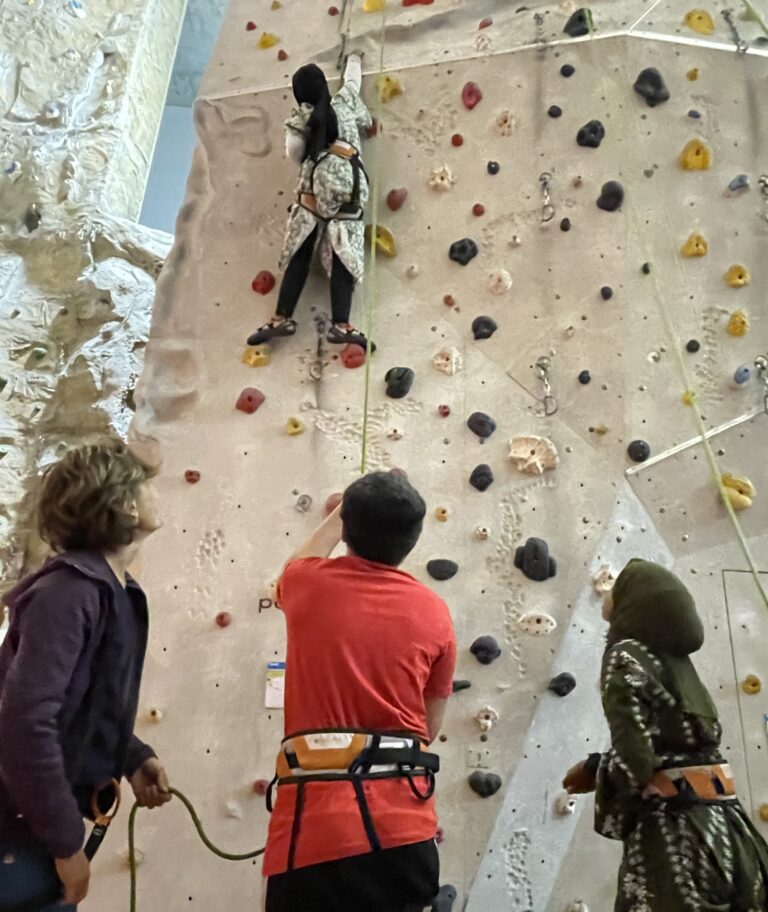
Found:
[247,318,297,346]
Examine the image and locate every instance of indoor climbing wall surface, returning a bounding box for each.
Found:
[122,1,768,910]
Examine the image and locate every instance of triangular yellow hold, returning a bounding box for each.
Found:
[682,233,708,257]
[363,0,385,10]
[725,267,750,290]
[258,32,279,49]
[684,9,715,35]
[679,140,711,170]
[376,74,402,103]
[365,224,397,258]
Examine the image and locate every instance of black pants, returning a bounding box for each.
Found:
[266,839,439,912]
[277,226,355,325]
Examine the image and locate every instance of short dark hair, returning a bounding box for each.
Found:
[341,472,426,566]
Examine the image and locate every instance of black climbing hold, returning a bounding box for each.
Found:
[641,262,652,275]
[468,771,502,798]
[469,464,494,492]
[427,559,459,581]
[564,8,593,37]
[560,217,572,232]
[431,884,458,912]
[487,161,500,175]
[24,204,41,234]
[560,64,575,77]
[472,315,497,340]
[452,679,472,693]
[627,439,651,463]
[548,672,577,697]
[514,537,557,582]
[578,370,591,385]
[470,635,502,665]
[467,412,496,439]
[449,238,479,266]
[576,119,605,149]
[596,181,624,212]
[633,68,670,107]
[600,285,614,301]
[686,339,701,353]
[688,109,701,119]
[384,367,414,399]
[548,105,563,118]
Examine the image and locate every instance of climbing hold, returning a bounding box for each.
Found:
[443,294,456,307]
[641,262,652,275]
[633,68,670,107]
[468,771,502,798]
[576,120,605,149]
[495,110,515,136]
[258,33,279,49]
[578,370,591,385]
[564,8,593,37]
[593,565,615,593]
[406,264,420,278]
[387,428,404,442]
[600,286,613,301]
[341,344,366,369]
[475,705,500,733]
[731,365,751,388]
[365,224,397,258]
[435,507,449,523]
[682,390,696,406]
[242,345,271,367]
[469,464,494,492]
[509,234,522,247]
[555,794,577,815]
[518,610,558,636]
[252,779,270,796]
[760,806,768,824]
[627,439,651,463]
[429,164,456,191]
[472,203,485,217]
[470,635,502,665]
[727,174,750,194]
[548,105,563,118]
[251,271,276,294]
[453,680,472,693]
[431,884,458,912]
[270,0,281,8]
[438,404,451,417]
[684,9,715,35]
[246,21,257,31]
[451,133,464,147]
[295,494,313,513]
[686,339,701,353]
[403,0,434,5]
[561,64,575,77]
[427,559,459,581]
[548,672,577,697]
[362,0,384,11]
[682,233,708,257]
[596,181,624,211]
[725,266,750,289]
[325,493,343,515]
[741,674,761,695]
[679,140,711,170]
[687,109,701,119]
[461,82,483,110]
[236,388,266,414]
[184,469,201,484]
[386,188,408,211]
[687,68,699,81]
[449,238,478,266]
[149,708,163,723]
[385,367,415,399]
[376,74,402,103]
[487,269,512,295]
[567,904,590,912]
[487,161,500,175]
[474,525,490,541]
[277,49,289,61]
[560,218,572,232]
[467,412,496,439]
[328,5,339,14]
[285,417,304,436]
[215,611,232,628]
[721,474,756,511]
[514,537,557,581]
[472,316,497,340]
[726,309,749,336]
[508,436,559,475]
[432,348,463,375]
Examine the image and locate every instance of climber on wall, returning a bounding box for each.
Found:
[262,471,456,912]
[563,559,768,911]
[246,53,374,351]
[0,439,171,911]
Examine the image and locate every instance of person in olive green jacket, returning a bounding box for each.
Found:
[564,558,768,911]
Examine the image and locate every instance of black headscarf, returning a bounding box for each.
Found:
[292,64,339,162]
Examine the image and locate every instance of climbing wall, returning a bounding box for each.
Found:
[103,2,768,910]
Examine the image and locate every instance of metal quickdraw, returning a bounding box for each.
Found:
[722,9,749,54]
[539,172,555,223]
[84,778,121,861]
[755,354,768,415]
[758,174,768,223]
[534,356,558,416]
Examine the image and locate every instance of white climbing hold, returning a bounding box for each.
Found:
[225,800,243,820]
[487,268,513,295]
[266,578,279,603]
[592,565,615,594]
[495,110,516,136]
[406,264,420,278]
[508,436,559,475]
[555,793,577,816]
[123,847,145,868]
[475,705,500,732]
[474,525,491,541]
[566,903,590,912]
[432,347,463,375]
[518,610,557,636]
[387,427,404,441]
[429,164,456,191]
[509,235,523,248]
[148,707,163,723]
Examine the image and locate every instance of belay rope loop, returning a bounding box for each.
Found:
[128,789,264,912]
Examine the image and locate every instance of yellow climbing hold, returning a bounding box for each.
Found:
[741,674,762,695]
[377,74,402,103]
[270,1,281,9]
[721,473,756,511]
[687,68,699,81]
[682,390,696,406]
[684,9,715,34]
[258,32,279,49]
[435,507,449,523]
[725,266,750,289]
[365,224,397,258]
[285,417,305,436]
[727,309,749,336]
[761,805,768,823]
[363,0,385,10]
[682,233,707,257]
[242,345,271,367]
[679,140,711,170]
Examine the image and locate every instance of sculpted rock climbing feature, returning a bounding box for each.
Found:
[461,82,483,110]
[548,672,577,697]
[514,537,557,581]
[725,267,750,289]
[470,635,502,665]
[518,610,558,636]
[472,316,497,340]
[596,181,624,211]
[469,464,494,491]
[487,269,512,295]
[576,120,605,149]
[684,9,715,34]
[564,8,593,37]
[427,559,459,581]
[721,474,756,511]
[449,238,479,266]
[467,412,496,439]
[236,388,266,414]
[386,188,408,211]
[682,233,708,257]
[385,367,415,398]
[508,436,559,475]
[468,771,502,798]
[432,348,463,375]
[679,140,712,170]
[633,68,670,107]
[429,165,456,192]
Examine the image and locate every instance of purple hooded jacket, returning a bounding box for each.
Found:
[0,552,155,858]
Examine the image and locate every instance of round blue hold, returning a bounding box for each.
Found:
[688,109,702,119]
[560,64,575,77]
[732,365,751,386]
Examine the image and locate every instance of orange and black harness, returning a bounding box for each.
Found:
[266,729,440,871]
[298,141,368,222]
[648,762,737,805]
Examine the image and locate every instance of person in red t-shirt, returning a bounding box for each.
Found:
[264,471,456,912]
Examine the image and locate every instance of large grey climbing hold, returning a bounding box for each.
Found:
[472,315,497,340]
[549,672,577,697]
[384,367,414,399]
[563,8,593,37]
[467,412,496,439]
[469,464,494,491]
[470,635,501,665]
[514,537,557,581]
[633,68,670,107]
[576,119,605,148]
[596,181,624,212]
[449,238,478,266]
[468,770,502,798]
[452,679,472,693]
[427,559,459,581]
[431,885,458,912]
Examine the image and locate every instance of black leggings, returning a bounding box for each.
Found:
[277,227,355,325]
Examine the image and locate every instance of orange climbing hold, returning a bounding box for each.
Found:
[242,345,271,367]
[278,49,288,61]
[684,9,715,34]
[679,139,711,170]
[258,32,279,49]
[682,233,708,257]
[725,267,750,289]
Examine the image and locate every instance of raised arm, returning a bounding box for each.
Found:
[282,502,343,569]
[343,53,363,94]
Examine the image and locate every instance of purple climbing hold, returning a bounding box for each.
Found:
[560,64,575,77]
[467,412,496,439]
[427,559,459,581]
[470,635,501,665]
[385,367,414,399]
[431,885,458,912]
[449,238,479,266]
[577,119,605,149]
[452,680,472,693]
[596,181,624,212]
[548,672,577,697]
[469,464,494,491]
[633,68,670,107]
[627,439,651,463]
[468,771,502,798]
[548,105,563,118]
[564,8,593,37]
[514,537,557,581]
[472,315,497,340]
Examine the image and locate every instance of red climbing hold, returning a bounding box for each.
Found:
[387,188,408,211]
[246,21,257,31]
[403,0,434,5]
[341,343,366,369]
[451,133,464,147]
[215,611,232,628]
[328,5,339,14]
[252,271,275,294]
[252,779,270,796]
[472,203,485,217]
[443,294,456,307]
[236,387,266,414]
[325,492,343,515]
[479,17,492,28]
[184,469,201,484]
[462,82,482,110]
[277,49,288,61]
[438,404,451,417]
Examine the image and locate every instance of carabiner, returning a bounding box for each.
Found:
[84,779,121,861]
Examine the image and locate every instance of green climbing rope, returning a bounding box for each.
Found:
[128,788,264,912]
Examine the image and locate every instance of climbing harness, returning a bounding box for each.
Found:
[722,8,749,54]
[266,730,439,870]
[539,172,555,223]
[755,354,768,415]
[533,356,558,416]
[300,140,368,222]
[84,779,121,861]
[128,788,264,912]
[648,763,737,803]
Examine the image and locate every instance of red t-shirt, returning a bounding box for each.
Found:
[263,555,456,876]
